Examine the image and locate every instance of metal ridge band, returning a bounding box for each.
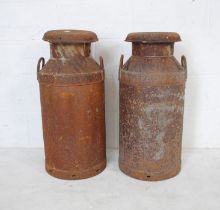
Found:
[119,69,186,86]
[38,71,104,84]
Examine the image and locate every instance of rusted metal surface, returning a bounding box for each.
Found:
[43,30,98,43]
[37,30,106,179]
[125,32,181,43]
[119,32,187,181]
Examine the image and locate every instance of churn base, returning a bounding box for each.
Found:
[45,160,106,180]
[119,163,181,181]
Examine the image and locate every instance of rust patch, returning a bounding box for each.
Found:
[125,32,181,43]
[43,30,98,44]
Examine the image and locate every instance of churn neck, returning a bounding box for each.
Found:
[50,43,91,58]
[126,32,181,57]
[43,30,98,58]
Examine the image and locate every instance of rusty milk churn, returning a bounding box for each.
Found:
[119,32,187,181]
[37,30,106,179]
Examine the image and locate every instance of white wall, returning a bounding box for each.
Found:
[0,0,219,148]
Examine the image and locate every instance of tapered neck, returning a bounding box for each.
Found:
[132,43,174,56]
[50,43,91,59]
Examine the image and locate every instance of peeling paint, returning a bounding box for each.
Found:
[138,119,144,129]
[153,141,165,160]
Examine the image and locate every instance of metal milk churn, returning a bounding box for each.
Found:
[37,30,106,179]
[119,32,187,181]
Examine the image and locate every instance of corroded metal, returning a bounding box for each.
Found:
[119,32,187,181]
[37,30,106,180]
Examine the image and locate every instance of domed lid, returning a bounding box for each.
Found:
[125,32,181,43]
[43,30,98,44]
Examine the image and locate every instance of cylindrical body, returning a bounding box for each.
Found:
[37,30,106,179]
[119,32,187,181]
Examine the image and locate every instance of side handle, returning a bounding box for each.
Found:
[37,57,45,80]
[118,54,124,80]
[99,56,105,80]
[181,55,187,80]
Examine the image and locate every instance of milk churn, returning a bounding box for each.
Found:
[37,30,106,179]
[119,32,187,181]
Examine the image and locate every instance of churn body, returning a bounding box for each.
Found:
[119,32,187,181]
[37,30,106,179]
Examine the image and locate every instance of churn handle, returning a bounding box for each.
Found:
[99,56,105,80]
[37,57,45,80]
[181,55,187,70]
[118,54,124,80]
[181,55,187,80]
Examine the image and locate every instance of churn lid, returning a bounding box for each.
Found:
[43,30,98,44]
[125,32,181,43]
